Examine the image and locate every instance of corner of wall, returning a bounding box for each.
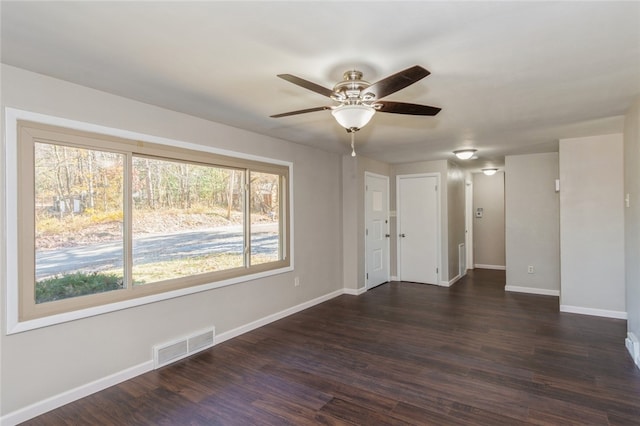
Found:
[624,96,640,344]
[625,332,640,369]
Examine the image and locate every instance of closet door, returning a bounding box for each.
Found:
[397,174,439,284]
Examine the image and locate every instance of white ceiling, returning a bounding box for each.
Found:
[2,1,639,169]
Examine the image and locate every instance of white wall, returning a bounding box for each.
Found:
[342,155,358,290]
[472,172,505,269]
[1,65,344,420]
[624,97,640,367]
[505,153,560,296]
[559,134,625,318]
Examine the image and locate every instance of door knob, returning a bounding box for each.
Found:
[399,233,406,238]
[385,234,390,238]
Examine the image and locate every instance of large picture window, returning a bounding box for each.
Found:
[13,118,291,325]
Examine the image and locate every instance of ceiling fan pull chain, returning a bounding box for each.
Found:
[351,131,356,157]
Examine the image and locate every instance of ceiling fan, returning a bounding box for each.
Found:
[270,65,441,134]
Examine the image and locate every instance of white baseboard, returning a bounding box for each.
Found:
[392,275,464,286]
[626,332,640,369]
[474,264,506,270]
[344,287,367,296]
[505,286,560,297]
[1,361,153,426]
[560,305,627,320]
[440,273,463,287]
[216,288,345,344]
[390,275,399,281]
[1,287,347,425]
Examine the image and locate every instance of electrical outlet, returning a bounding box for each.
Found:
[527,266,534,274]
[294,276,300,287]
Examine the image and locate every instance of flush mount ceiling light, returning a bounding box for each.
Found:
[482,168,498,176]
[331,104,376,131]
[454,149,477,160]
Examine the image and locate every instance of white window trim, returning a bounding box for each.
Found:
[4,107,294,334]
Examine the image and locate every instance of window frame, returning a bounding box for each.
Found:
[5,108,293,334]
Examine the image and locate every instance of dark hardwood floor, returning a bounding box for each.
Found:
[25,269,640,425]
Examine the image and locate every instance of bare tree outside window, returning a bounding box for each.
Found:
[250,171,281,265]
[34,142,125,303]
[131,157,245,284]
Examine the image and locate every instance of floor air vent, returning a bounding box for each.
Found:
[153,327,215,369]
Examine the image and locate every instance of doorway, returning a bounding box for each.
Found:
[465,179,474,271]
[396,173,440,284]
[365,172,390,289]
[472,172,505,270]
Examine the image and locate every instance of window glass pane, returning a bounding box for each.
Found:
[250,171,281,265]
[132,157,244,284]
[34,143,125,303]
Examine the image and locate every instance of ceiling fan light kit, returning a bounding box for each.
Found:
[271,65,441,155]
[331,104,376,131]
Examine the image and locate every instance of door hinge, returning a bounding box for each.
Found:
[436,267,439,274]
[366,273,369,279]
[366,228,368,236]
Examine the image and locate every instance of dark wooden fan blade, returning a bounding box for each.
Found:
[277,74,335,98]
[270,106,332,118]
[376,101,441,116]
[365,65,431,99]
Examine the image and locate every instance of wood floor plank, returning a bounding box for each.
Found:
[22,269,640,425]
[447,401,535,425]
[317,397,412,426]
[390,401,468,426]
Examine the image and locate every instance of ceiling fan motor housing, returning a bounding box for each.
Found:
[332,70,373,104]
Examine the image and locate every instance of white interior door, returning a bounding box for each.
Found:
[397,174,439,284]
[365,173,389,289]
